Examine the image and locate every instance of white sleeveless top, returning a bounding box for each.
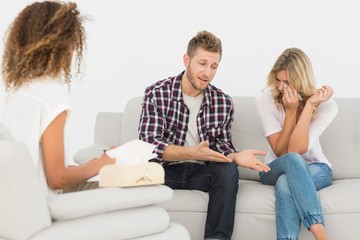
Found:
[2,78,70,196]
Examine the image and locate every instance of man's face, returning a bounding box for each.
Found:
[183,48,221,96]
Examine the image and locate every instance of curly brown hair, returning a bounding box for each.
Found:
[2,1,86,90]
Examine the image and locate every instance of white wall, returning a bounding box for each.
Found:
[1,0,359,161]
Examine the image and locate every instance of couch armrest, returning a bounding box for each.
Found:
[73,143,109,165]
[47,185,173,221]
[0,140,52,240]
[73,112,123,165]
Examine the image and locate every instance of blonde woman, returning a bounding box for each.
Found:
[1,1,115,196]
[255,48,338,240]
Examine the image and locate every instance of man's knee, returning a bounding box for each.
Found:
[213,163,239,182]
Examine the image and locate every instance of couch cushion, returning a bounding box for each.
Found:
[32,206,170,240]
[0,141,51,240]
[160,180,275,215]
[159,189,208,212]
[134,223,190,240]
[320,179,360,213]
[48,185,173,221]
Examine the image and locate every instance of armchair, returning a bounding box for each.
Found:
[0,124,190,240]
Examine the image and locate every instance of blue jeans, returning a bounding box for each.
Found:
[164,162,239,240]
[259,153,332,240]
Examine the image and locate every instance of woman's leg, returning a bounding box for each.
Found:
[306,163,332,240]
[275,175,301,240]
[260,153,329,240]
[260,153,303,239]
[307,163,332,191]
[260,153,305,240]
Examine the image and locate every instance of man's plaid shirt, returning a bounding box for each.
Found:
[139,71,237,164]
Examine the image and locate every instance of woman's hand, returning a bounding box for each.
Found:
[98,153,116,166]
[307,85,334,107]
[282,84,299,111]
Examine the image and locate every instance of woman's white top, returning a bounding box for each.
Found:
[255,87,338,167]
[2,78,70,196]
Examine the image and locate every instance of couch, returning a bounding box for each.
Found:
[0,124,190,240]
[75,96,360,240]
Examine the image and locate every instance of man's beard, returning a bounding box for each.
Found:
[186,67,207,92]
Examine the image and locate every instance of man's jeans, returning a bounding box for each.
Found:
[164,162,239,240]
[259,153,332,240]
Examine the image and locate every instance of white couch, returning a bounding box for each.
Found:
[75,96,360,240]
[0,124,190,240]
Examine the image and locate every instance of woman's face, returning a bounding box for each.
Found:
[275,70,289,95]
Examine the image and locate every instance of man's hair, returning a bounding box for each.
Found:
[187,30,222,60]
[2,1,86,90]
[267,47,317,108]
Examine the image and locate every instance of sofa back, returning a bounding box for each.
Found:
[117,96,360,181]
[231,97,360,181]
[320,98,360,179]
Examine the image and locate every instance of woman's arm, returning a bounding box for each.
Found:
[267,85,299,157]
[267,85,334,156]
[288,85,334,153]
[41,111,115,190]
[267,108,297,157]
[287,102,314,153]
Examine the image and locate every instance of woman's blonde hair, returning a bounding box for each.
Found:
[2,1,85,90]
[267,48,317,109]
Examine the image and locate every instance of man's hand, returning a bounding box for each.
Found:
[232,149,270,172]
[193,140,232,163]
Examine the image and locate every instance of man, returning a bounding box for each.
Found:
[138,30,270,240]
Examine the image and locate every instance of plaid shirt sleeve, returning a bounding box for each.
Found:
[210,96,237,156]
[138,91,169,160]
[217,104,237,156]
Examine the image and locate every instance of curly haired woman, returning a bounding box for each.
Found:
[1,1,115,196]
